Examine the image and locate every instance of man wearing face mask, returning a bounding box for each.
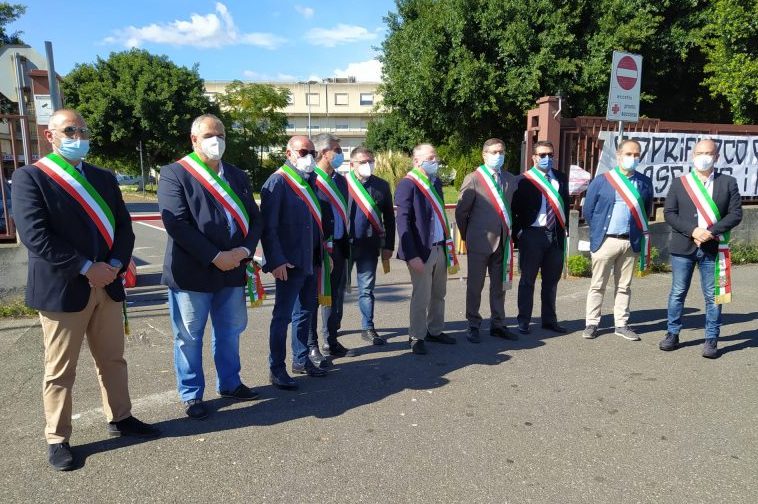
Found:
[262,135,329,389]
[159,114,263,419]
[660,139,742,359]
[346,146,395,346]
[511,141,570,335]
[13,109,159,471]
[455,138,519,343]
[308,133,354,366]
[582,139,653,341]
[396,143,459,354]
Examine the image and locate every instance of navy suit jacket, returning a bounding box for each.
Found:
[12,161,134,312]
[583,170,654,253]
[349,174,396,259]
[315,169,342,250]
[260,166,323,276]
[394,174,444,263]
[158,160,262,292]
[511,168,570,247]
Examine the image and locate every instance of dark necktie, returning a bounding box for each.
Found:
[545,173,556,230]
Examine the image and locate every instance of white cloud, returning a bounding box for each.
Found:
[104,2,285,49]
[304,24,379,47]
[242,70,298,81]
[334,59,383,82]
[294,5,315,19]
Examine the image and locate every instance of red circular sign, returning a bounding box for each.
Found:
[616,56,638,91]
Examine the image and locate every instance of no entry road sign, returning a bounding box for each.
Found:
[606,51,642,122]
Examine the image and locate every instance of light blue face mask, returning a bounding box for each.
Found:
[57,138,90,161]
[330,152,345,169]
[421,160,439,176]
[537,155,553,171]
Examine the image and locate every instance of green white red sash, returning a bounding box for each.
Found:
[347,170,384,236]
[680,172,732,304]
[604,167,651,276]
[246,262,266,307]
[315,167,349,235]
[277,165,332,306]
[524,167,568,275]
[177,152,249,236]
[405,168,460,274]
[475,165,514,286]
[34,153,115,249]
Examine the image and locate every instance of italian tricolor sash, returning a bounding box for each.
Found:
[246,262,266,307]
[177,153,249,236]
[604,167,651,276]
[314,167,349,234]
[34,153,115,249]
[405,168,460,274]
[680,172,732,304]
[277,165,332,306]
[524,167,568,275]
[475,165,514,287]
[347,170,384,236]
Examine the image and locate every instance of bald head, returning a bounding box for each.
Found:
[693,139,718,157]
[48,109,85,130]
[287,135,313,152]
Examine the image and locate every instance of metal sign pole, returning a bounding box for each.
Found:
[618,120,625,147]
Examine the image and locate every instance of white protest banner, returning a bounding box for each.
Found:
[596,131,758,198]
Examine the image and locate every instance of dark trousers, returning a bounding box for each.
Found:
[309,240,347,348]
[269,268,317,373]
[517,227,564,325]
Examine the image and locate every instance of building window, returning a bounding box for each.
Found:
[334,93,348,106]
[359,93,374,106]
[286,122,295,130]
[309,125,320,131]
[306,93,320,106]
[335,123,349,130]
[286,94,294,105]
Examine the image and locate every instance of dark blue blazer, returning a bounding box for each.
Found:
[583,170,654,253]
[12,161,134,312]
[511,169,570,247]
[260,167,323,276]
[394,174,444,263]
[158,160,261,292]
[349,175,396,259]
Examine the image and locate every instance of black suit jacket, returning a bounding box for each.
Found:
[664,172,742,256]
[158,160,262,292]
[12,161,134,312]
[349,175,395,258]
[511,169,570,246]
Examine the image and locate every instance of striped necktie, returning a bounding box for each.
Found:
[545,173,555,230]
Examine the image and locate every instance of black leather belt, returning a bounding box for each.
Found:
[606,233,629,239]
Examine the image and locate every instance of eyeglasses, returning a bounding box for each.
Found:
[535,152,554,158]
[55,126,90,137]
[294,149,317,157]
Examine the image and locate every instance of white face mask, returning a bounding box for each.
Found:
[484,153,504,170]
[620,155,640,171]
[200,136,225,161]
[357,161,374,178]
[295,153,315,173]
[693,154,715,172]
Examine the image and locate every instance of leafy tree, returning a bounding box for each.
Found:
[0,2,25,45]
[215,81,290,189]
[62,49,217,173]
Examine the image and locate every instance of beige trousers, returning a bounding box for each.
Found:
[407,245,447,340]
[39,287,132,443]
[585,237,637,327]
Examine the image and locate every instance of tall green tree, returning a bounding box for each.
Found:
[215,81,290,188]
[62,49,217,172]
[0,2,25,45]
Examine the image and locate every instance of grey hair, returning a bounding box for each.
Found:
[191,114,225,135]
[412,143,435,159]
[312,133,341,160]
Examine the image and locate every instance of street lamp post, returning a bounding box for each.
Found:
[299,80,318,138]
[137,140,145,197]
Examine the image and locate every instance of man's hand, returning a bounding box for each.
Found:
[381,249,393,261]
[408,257,425,274]
[85,262,119,288]
[212,251,241,272]
[272,263,295,281]
[692,227,714,244]
[230,247,250,263]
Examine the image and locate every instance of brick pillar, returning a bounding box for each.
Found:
[524,96,562,172]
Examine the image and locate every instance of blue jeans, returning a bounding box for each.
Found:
[354,253,378,330]
[269,268,317,373]
[168,287,247,402]
[667,250,723,340]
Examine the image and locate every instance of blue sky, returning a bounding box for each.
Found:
[10,1,395,81]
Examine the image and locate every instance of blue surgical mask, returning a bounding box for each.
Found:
[537,156,553,171]
[621,156,639,171]
[57,137,90,161]
[484,153,504,170]
[330,152,344,170]
[421,160,439,176]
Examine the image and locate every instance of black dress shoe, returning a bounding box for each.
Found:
[183,399,209,420]
[517,321,531,334]
[292,361,328,377]
[491,326,518,341]
[362,329,385,345]
[409,339,427,354]
[541,322,568,333]
[219,384,259,401]
[270,371,298,390]
[107,416,161,438]
[466,327,481,343]
[309,347,332,368]
[426,332,456,344]
[322,341,355,358]
[48,442,74,471]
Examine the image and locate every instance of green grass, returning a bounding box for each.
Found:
[443,185,458,204]
[0,298,36,318]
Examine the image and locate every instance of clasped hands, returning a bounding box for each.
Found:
[692,227,715,247]
[212,247,250,272]
[85,262,120,288]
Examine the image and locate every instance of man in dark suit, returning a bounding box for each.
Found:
[396,143,456,354]
[660,139,742,359]
[512,140,570,335]
[262,135,329,389]
[347,146,396,346]
[13,108,159,471]
[159,114,262,420]
[455,138,518,343]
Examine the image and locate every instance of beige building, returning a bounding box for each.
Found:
[204,77,382,157]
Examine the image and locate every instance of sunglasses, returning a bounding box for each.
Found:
[294,148,317,157]
[535,152,554,158]
[56,126,90,137]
